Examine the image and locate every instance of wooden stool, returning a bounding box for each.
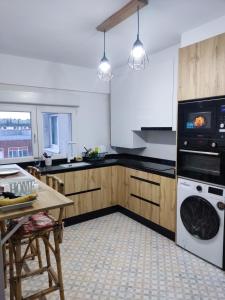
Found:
[27,166,41,180]
[2,167,42,289]
[9,209,65,300]
[8,175,65,299]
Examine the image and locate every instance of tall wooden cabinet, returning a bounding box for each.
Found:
[178,32,225,101]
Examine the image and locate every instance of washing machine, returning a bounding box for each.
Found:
[177,177,225,268]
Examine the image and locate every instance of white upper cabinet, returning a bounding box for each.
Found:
[110,45,178,148]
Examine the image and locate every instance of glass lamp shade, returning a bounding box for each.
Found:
[97,55,113,82]
[128,38,149,70]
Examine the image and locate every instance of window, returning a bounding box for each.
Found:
[8,146,29,158]
[37,106,74,158]
[0,107,36,161]
[0,104,76,163]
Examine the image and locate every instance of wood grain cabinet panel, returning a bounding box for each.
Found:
[178,32,225,101]
[41,166,176,233]
[128,195,141,215]
[99,167,112,208]
[160,177,176,232]
[139,200,160,225]
[111,166,126,206]
[64,170,88,194]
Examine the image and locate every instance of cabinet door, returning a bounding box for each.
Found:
[64,170,88,194]
[160,177,176,232]
[178,32,225,101]
[111,166,126,206]
[139,200,160,225]
[99,167,112,208]
[126,168,160,225]
[87,168,101,190]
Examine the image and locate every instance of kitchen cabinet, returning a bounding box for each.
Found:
[160,176,176,232]
[178,32,225,101]
[41,165,176,233]
[41,167,112,219]
[111,166,126,206]
[124,168,160,225]
[123,168,176,232]
[64,167,112,218]
[111,45,179,148]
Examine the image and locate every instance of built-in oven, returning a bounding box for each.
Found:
[177,149,225,185]
[177,97,225,186]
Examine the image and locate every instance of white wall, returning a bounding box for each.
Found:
[0,54,111,155]
[114,131,176,161]
[181,15,225,47]
[0,53,109,94]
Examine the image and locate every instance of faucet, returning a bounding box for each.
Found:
[67,141,78,163]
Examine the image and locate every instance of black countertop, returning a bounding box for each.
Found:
[38,155,176,179]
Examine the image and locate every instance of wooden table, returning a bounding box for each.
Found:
[0,173,73,300]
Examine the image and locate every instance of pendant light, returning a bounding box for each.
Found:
[98,31,113,81]
[128,6,149,70]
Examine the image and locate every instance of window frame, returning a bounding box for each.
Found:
[36,105,77,160]
[0,104,77,164]
[0,104,38,164]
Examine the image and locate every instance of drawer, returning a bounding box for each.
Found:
[139,200,159,224]
[129,175,160,205]
[128,194,160,225]
[64,169,101,195]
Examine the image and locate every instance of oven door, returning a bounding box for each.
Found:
[177,149,225,185]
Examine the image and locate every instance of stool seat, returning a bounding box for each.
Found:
[9,212,55,236]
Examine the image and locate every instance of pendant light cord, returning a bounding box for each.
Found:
[137,6,140,40]
[103,30,106,57]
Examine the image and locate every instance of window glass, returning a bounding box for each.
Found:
[0,111,33,159]
[42,112,72,155]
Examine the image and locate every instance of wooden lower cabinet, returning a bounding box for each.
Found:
[124,168,176,232]
[42,167,112,219]
[65,189,102,218]
[159,177,176,232]
[41,165,176,233]
[111,166,126,206]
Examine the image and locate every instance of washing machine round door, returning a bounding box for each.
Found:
[180,196,220,240]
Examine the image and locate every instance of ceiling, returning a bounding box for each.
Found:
[0,0,225,69]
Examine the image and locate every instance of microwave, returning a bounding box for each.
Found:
[178,97,225,151]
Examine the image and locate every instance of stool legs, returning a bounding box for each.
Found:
[43,233,52,287]
[9,241,15,300]
[14,242,22,300]
[53,228,65,300]
[9,228,65,300]
[35,238,43,270]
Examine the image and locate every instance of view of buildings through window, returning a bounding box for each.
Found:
[0,111,32,159]
[0,108,73,161]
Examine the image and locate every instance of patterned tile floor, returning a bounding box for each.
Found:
[5,212,225,299]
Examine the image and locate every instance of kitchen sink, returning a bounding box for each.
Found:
[59,162,91,168]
